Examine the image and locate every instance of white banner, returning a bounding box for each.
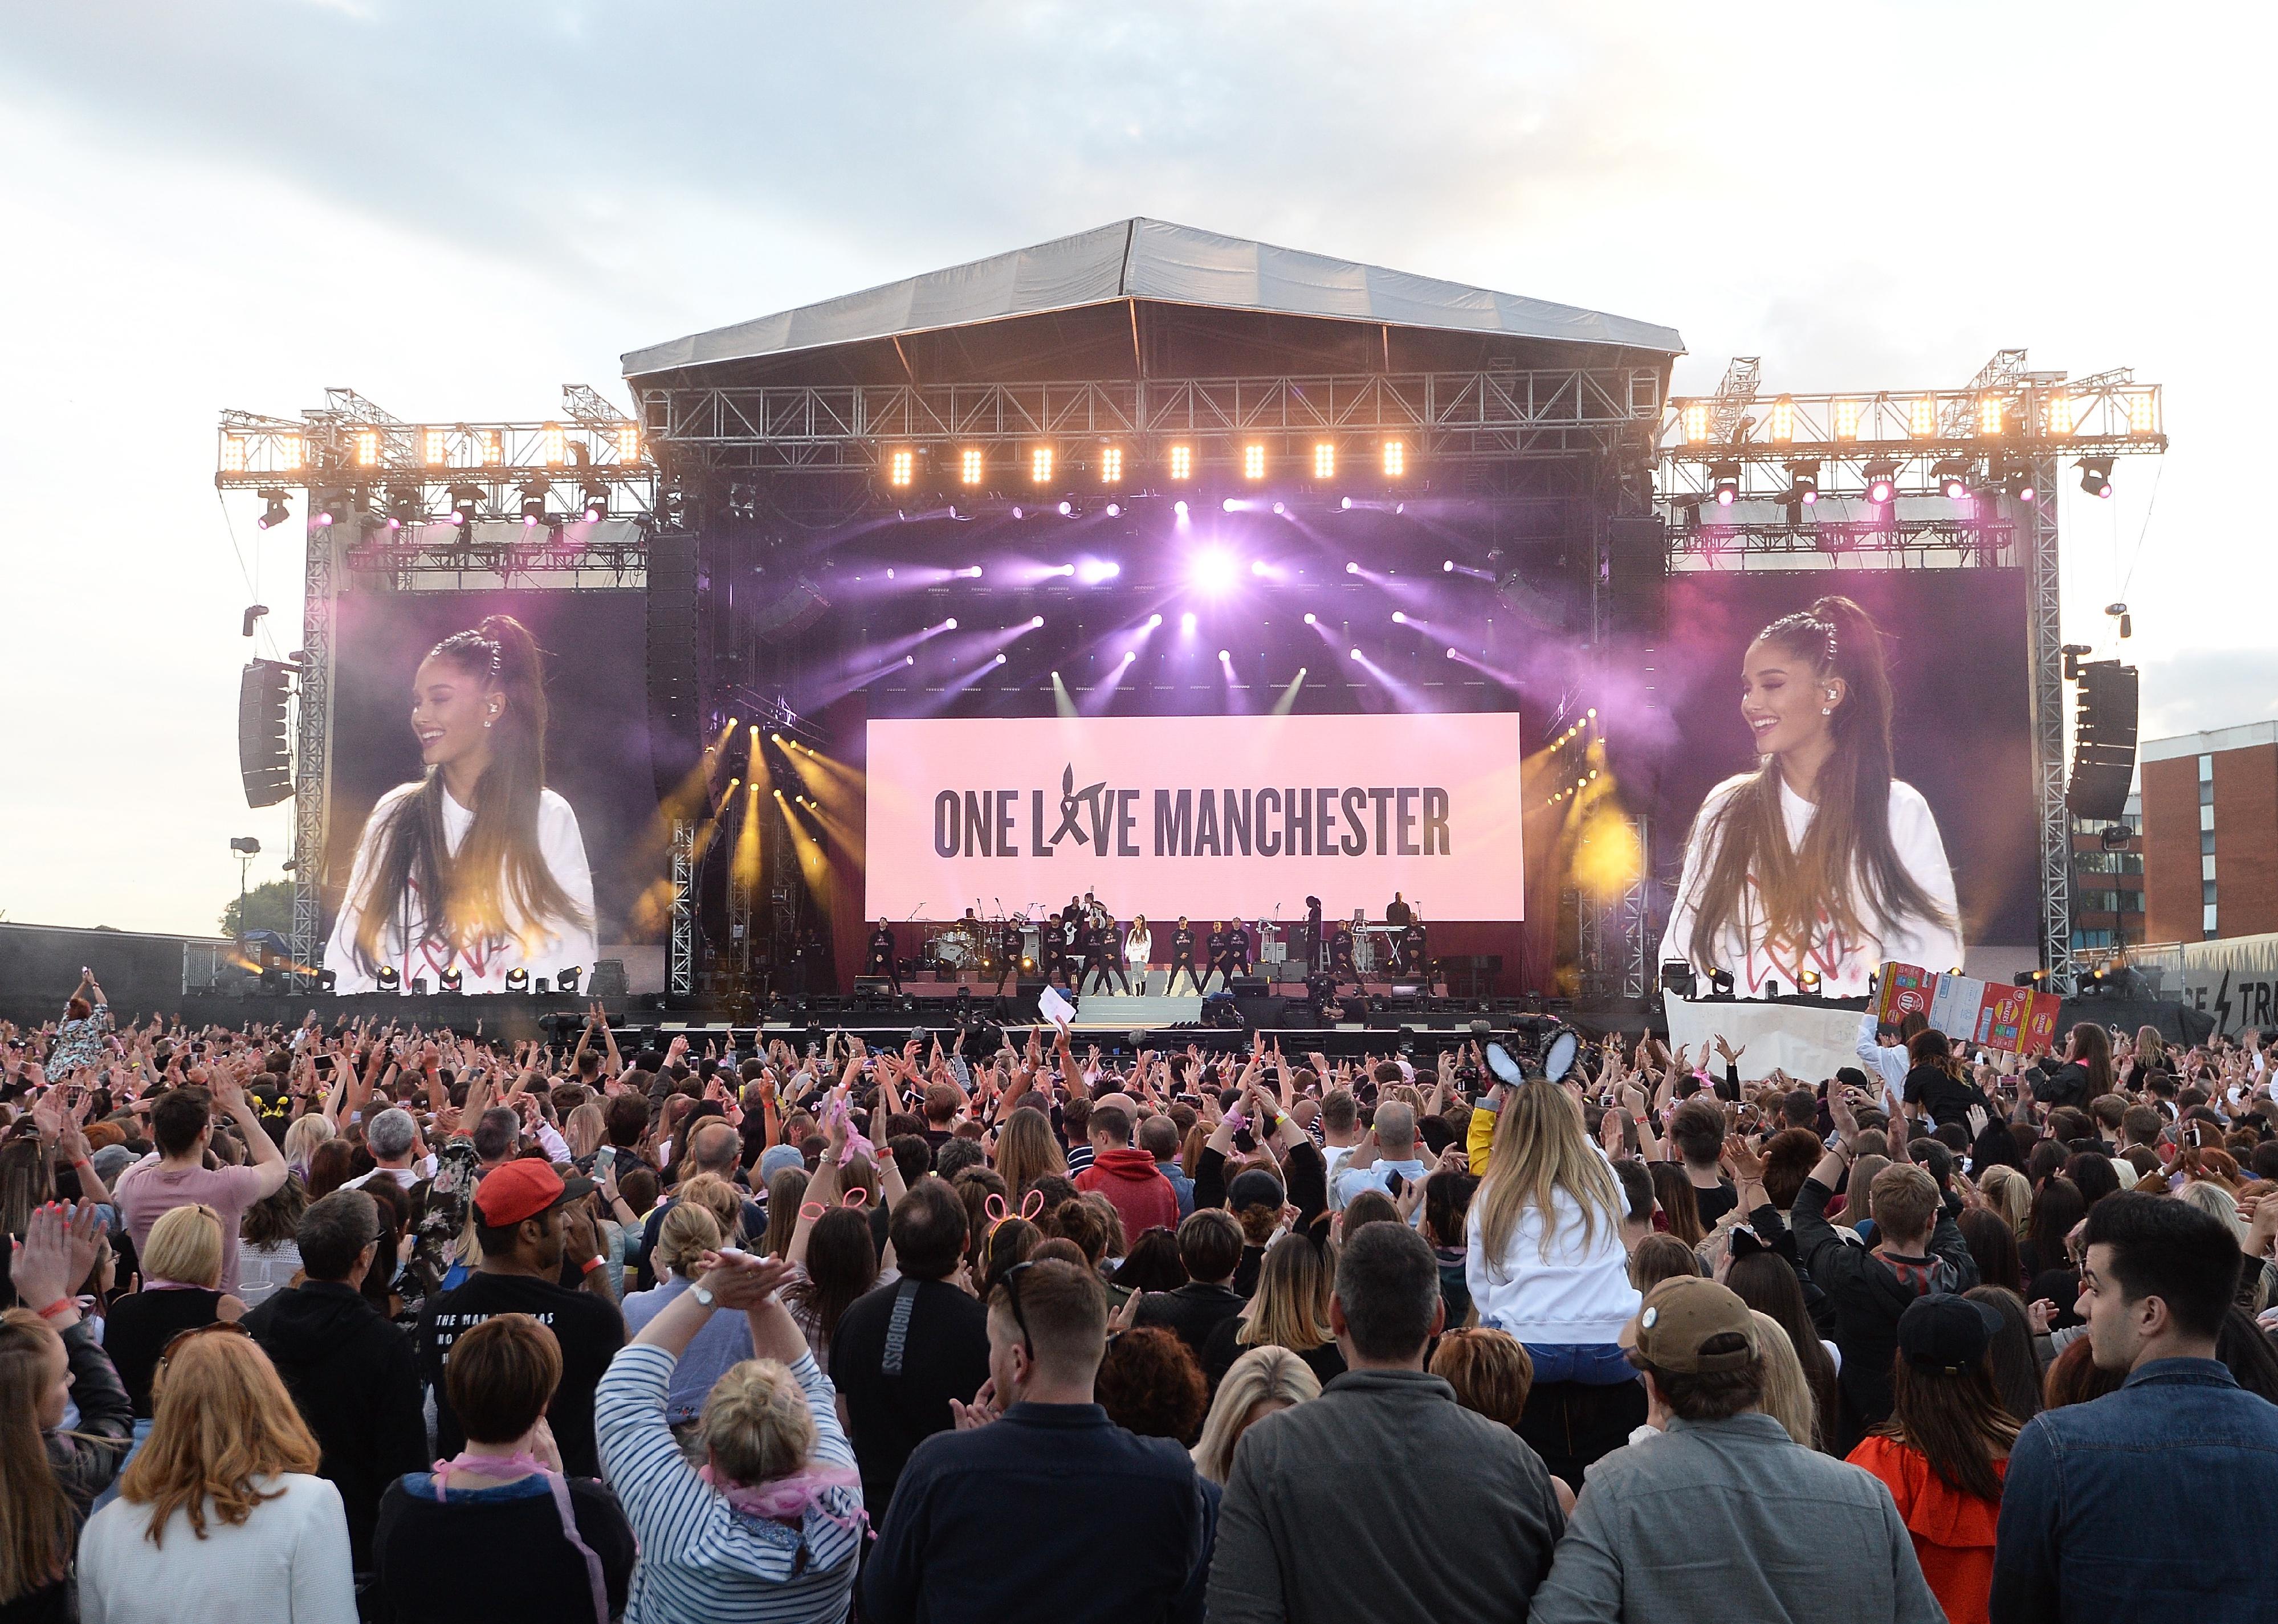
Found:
[864,712,1525,921]
[1662,995,1868,1086]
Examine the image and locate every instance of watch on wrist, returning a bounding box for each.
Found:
[690,1283,716,1308]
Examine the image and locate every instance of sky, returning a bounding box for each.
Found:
[1,1,2269,939]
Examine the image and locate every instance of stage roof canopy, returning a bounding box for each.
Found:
[622,218,1683,385]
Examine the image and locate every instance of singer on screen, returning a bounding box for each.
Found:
[1658,594,1961,999]
[323,614,597,993]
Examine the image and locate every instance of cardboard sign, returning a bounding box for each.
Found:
[1875,961,2059,1058]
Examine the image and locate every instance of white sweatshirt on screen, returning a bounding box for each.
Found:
[1657,773,1963,1000]
[321,782,597,993]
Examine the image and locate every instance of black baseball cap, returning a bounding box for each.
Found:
[1896,1292,2004,1375]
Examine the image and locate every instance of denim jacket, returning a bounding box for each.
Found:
[1991,1357,2278,1623]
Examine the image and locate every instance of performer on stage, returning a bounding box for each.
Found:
[994,913,1028,996]
[799,923,833,995]
[1081,916,1127,995]
[1658,594,1962,999]
[1167,916,1201,995]
[1328,919,1359,991]
[1385,891,1413,932]
[1304,894,1325,975]
[1084,891,1112,934]
[323,614,595,994]
[1124,915,1154,995]
[1222,919,1254,981]
[1402,908,1431,991]
[866,919,900,993]
[1201,921,1228,993]
[1056,909,1085,989]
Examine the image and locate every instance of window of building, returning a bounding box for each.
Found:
[2201,780,2216,806]
[2203,827,2217,855]
[2204,879,2219,905]
[2202,803,2216,833]
[2206,903,2220,934]
[2204,855,2219,882]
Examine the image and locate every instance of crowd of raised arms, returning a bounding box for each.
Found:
[6,972,2278,1623]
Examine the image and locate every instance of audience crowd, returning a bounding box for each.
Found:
[6,984,2278,1622]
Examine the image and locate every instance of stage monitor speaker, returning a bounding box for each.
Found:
[1604,516,1667,639]
[588,958,629,999]
[2065,659,2138,821]
[237,659,295,808]
[1228,975,1269,996]
[645,532,703,809]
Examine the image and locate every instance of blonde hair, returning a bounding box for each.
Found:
[280,1114,334,1173]
[1979,1165,2031,1235]
[1237,1234,1332,1353]
[699,1358,814,1487]
[143,1203,225,1288]
[2179,1181,2247,1240]
[565,1103,606,1161]
[655,1199,724,1279]
[120,1331,320,1546]
[675,1173,743,1248]
[1750,1309,1816,1448]
[993,1108,1067,1197]
[1473,1082,1624,1270]
[1191,1345,1320,1484]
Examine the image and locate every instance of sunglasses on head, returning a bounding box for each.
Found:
[158,1319,254,1370]
[997,1259,1040,1354]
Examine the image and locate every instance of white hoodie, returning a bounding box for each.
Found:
[1464,1156,1641,1346]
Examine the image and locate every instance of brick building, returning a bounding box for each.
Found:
[2142,722,2278,943]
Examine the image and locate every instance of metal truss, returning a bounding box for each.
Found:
[669,817,694,997]
[1666,516,2016,566]
[635,366,1664,474]
[339,523,653,592]
[2022,456,2074,992]
[289,525,341,989]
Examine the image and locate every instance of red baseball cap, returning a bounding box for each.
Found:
[474,1159,592,1227]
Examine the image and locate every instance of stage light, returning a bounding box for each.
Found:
[280,435,304,470]
[1833,399,1861,440]
[1709,461,1741,505]
[2079,456,2114,498]
[994,653,1006,665]
[581,482,610,521]
[1048,563,1077,577]
[616,424,639,461]
[422,427,447,465]
[354,429,380,467]
[960,449,984,485]
[315,969,336,992]
[1173,500,1189,518]
[1029,614,1045,627]
[539,422,565,466]
[1313,442,1336,479]
[1104,502,1120,517]
[1680,402,1710,444]
[450,485,482,525]
[1010,505,1024,520]
[1303,613,1317,625]
[311,499,339,528]
[1781,460,1820,504]
[1222,497,1239,513]
[1442,560,1454,572]
[1119,650,1135,665]
[1057,500,1074,516]
[1147,613,1163,627]
[1030,447,1054,484]
[2127,393,2157,435]
[1349,647,1361,660]
[1382,439,1406,478]
[1863,459,1898,504]
[887,448,915,488]
[905,655,914,665]
[2044,392,2075,436]
[438,968,463,993]
[385,488,421,529]
[1242,443,1266,480]
[1392,611,1407,623]
[1272,501,1286,516]
[1218,648,1231,661]
[1446,647,1458,659]
[1798,969,1821,994]
[256,492,291,530]
[1193,550,1237,593]
[1100,446,1124,484]
[1769,397,1795,443]
[1908,398,1938,438]
[1978,397,2003,436]
[1168,444,1193,481]
[1999,462,2037,502]
[376,965,399,992]
[506,968,529,993]
[958,566,984,578]
[1345,562,1359,575]
[1180,611,1197,633]
[221,435,245,473]
[944,617,958,630]
[519,480,548,527]
[1931,458,1972,500]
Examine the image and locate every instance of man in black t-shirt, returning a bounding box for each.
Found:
[831,1178,991,1516]
[867,920,901,993]
[995,917,1027,996]
[1167,917,1201,995]
[414,1159,624,1478]
[1203,924,1228,993]
[1082,919,1127,995]
[1221,920,1252,981]
[1329,920,1359,990]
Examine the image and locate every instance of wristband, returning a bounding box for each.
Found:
[71,1157,92,1170]
[580,1255,606,1275]
[35,1297,74,1321]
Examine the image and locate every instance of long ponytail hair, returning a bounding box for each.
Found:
[349,615,588,972]
[1682,594,1951,972]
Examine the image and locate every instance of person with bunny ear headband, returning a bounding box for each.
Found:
[325,615,596,994]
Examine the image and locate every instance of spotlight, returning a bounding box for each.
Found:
[1011,505,1025,520]
[315,969,337,993]
[1348,647,1362,660]
[1147,613,1163,627]
[886,448,915,487]
[1168,444,1193,480]
[994,653,1006,665]
[1442,560,1454,572]
[1193,550,1237,593]
[1303,613,1317,625]
[1272,501,1286,516]
[376,965,400,993]
[1345,562,1359,575]
[1931,458,1973,500]
[519,480,548,527]
[1222,497,1239,513]
[1104,502,1120,517]
[439,968,463,993]
[1446,647,1458,659]
[1342,497,1354,511]
[1173,500,1189,518]
[1999,462,2037,502]
[580,482,610,521]
[1179,611,1197,633]
[505,968,529,993]
[1382,439,1406,478]
[1780,460,1820,504]
[1798,969,1821,994]
[2079,456,2114,498]
[256,491,291,530]
[1863,459,1898,504]
[1242,443,1266,480]
[958,566,983,578]
[556,965,580,1000]
[1057,500,1074,517]
[1709,460,1741,506]
[311,498,340,528]
[960,448,984,485]
[1030,615,1045,628]
[1030,447,1054,484]
[1218,648,1231,661]
[944,618,958,630]
[1099,446,1123,484]
[450,485,482,525]
[1391,611,1407,623]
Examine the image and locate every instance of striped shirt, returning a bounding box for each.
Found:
[596,1343,860,1624]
